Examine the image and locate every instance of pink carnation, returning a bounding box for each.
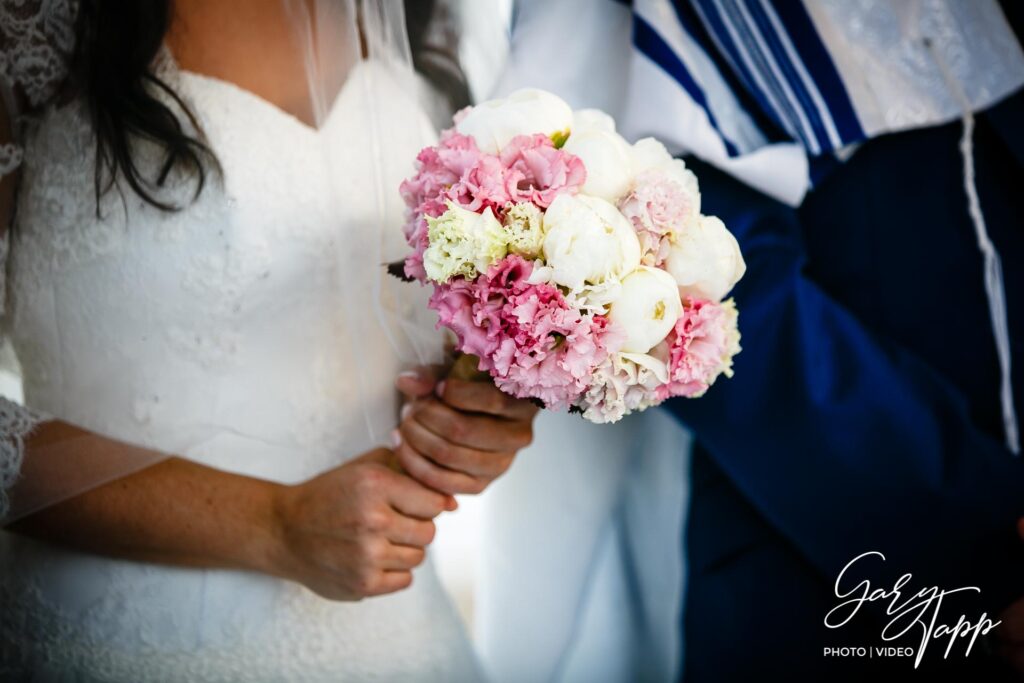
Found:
[400,131,482,219]
[499,134,586,208]
[429,255,617,410]
[657,298,741,400]
[618,169,699,266]
[399,131,484,280]
[445,155,511,213]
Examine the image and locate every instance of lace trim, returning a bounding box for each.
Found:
[0,396,47,519]
[0,141,21,178]
[0,0,78,111]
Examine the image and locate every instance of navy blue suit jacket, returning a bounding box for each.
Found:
[668,90,1024,681]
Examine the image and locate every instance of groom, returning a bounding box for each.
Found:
[634,1,1024,680]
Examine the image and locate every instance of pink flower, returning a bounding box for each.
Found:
[445,155,511,213]
[401,132,480,215]
[399,131,485,280]
[657,298,741,400]
[429,255,618,410]
[618,169,699,266]
[499,134,586,208]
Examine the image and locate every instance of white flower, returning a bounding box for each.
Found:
[455,88,573,154]
[579,352,666,423]
[607,266,682,353]
[630,138,702,223]
[503,202,546,258]
[423,203,508,283]
[542,194,641,291]
[630,137,674,172]
[572,108,617,135]
[564,127,634,202]
[664,215,745,301]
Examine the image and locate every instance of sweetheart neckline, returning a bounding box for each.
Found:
[177,68,349,135]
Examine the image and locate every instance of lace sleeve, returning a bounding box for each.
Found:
[0,0,75,518]
[0,397,46,519]
[0,0,78,179]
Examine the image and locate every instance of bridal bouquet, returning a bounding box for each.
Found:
[394,89,745,423]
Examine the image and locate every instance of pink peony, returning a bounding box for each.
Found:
[429,255,618,410]
[499,134,586,208]
[657,297,741,400]
[618,169,699,266]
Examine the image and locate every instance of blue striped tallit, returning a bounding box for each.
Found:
[625,0,1024,169]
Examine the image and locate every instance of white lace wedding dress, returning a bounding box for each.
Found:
[0,5,482,681]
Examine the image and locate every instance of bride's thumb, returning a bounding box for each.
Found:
[395,366,442,399]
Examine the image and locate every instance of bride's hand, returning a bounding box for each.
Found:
[394,369,539,495]
[268,448,455,601]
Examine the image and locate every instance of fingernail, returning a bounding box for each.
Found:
[400,403,413,420]
[435,380,446,398]
[390,429,402,448]
[447,496,459,511]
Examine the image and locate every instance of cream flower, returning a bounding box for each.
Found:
[664,215,745,301]
[423,202,508,283]
[541,194,641,291]
[563,127,634,202]
[456,89,574,154]
[503,202,546,258]
[607,266,683,353]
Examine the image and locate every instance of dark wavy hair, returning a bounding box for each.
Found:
[68,0,467,214]
[70,0,219,214]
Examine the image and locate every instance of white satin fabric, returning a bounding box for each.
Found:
[0,60,481,681]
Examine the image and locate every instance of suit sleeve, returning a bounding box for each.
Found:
[666,159,1024,610]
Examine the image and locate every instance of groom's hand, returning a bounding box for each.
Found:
[394,368,538,495]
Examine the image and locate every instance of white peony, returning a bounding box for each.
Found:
[455,88,573,154]
[572,108,617,135]
[563,127,634,202]
[541,194,641,291]
[630,137,674,172]
[664,215,746,301]
[423,203,508,283]
[607,266,683,353]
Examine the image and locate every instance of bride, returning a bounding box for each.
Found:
[0,0,536,679]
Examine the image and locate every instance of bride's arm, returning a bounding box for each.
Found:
[6,420,454,600]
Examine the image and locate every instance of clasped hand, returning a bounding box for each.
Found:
[270,366,537,601]
[392,366,538,495]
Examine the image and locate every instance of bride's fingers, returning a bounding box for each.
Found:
[438,378,539,421]
[379,466,456,518]
[395,364,446,401]
[364,570,414,597]
[400,417,512,479]
[384,512,437,548]
[410,398,532,452]
[393,436,485,495]
[381,543,427,571]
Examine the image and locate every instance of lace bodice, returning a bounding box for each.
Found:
[0,15,479,679]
